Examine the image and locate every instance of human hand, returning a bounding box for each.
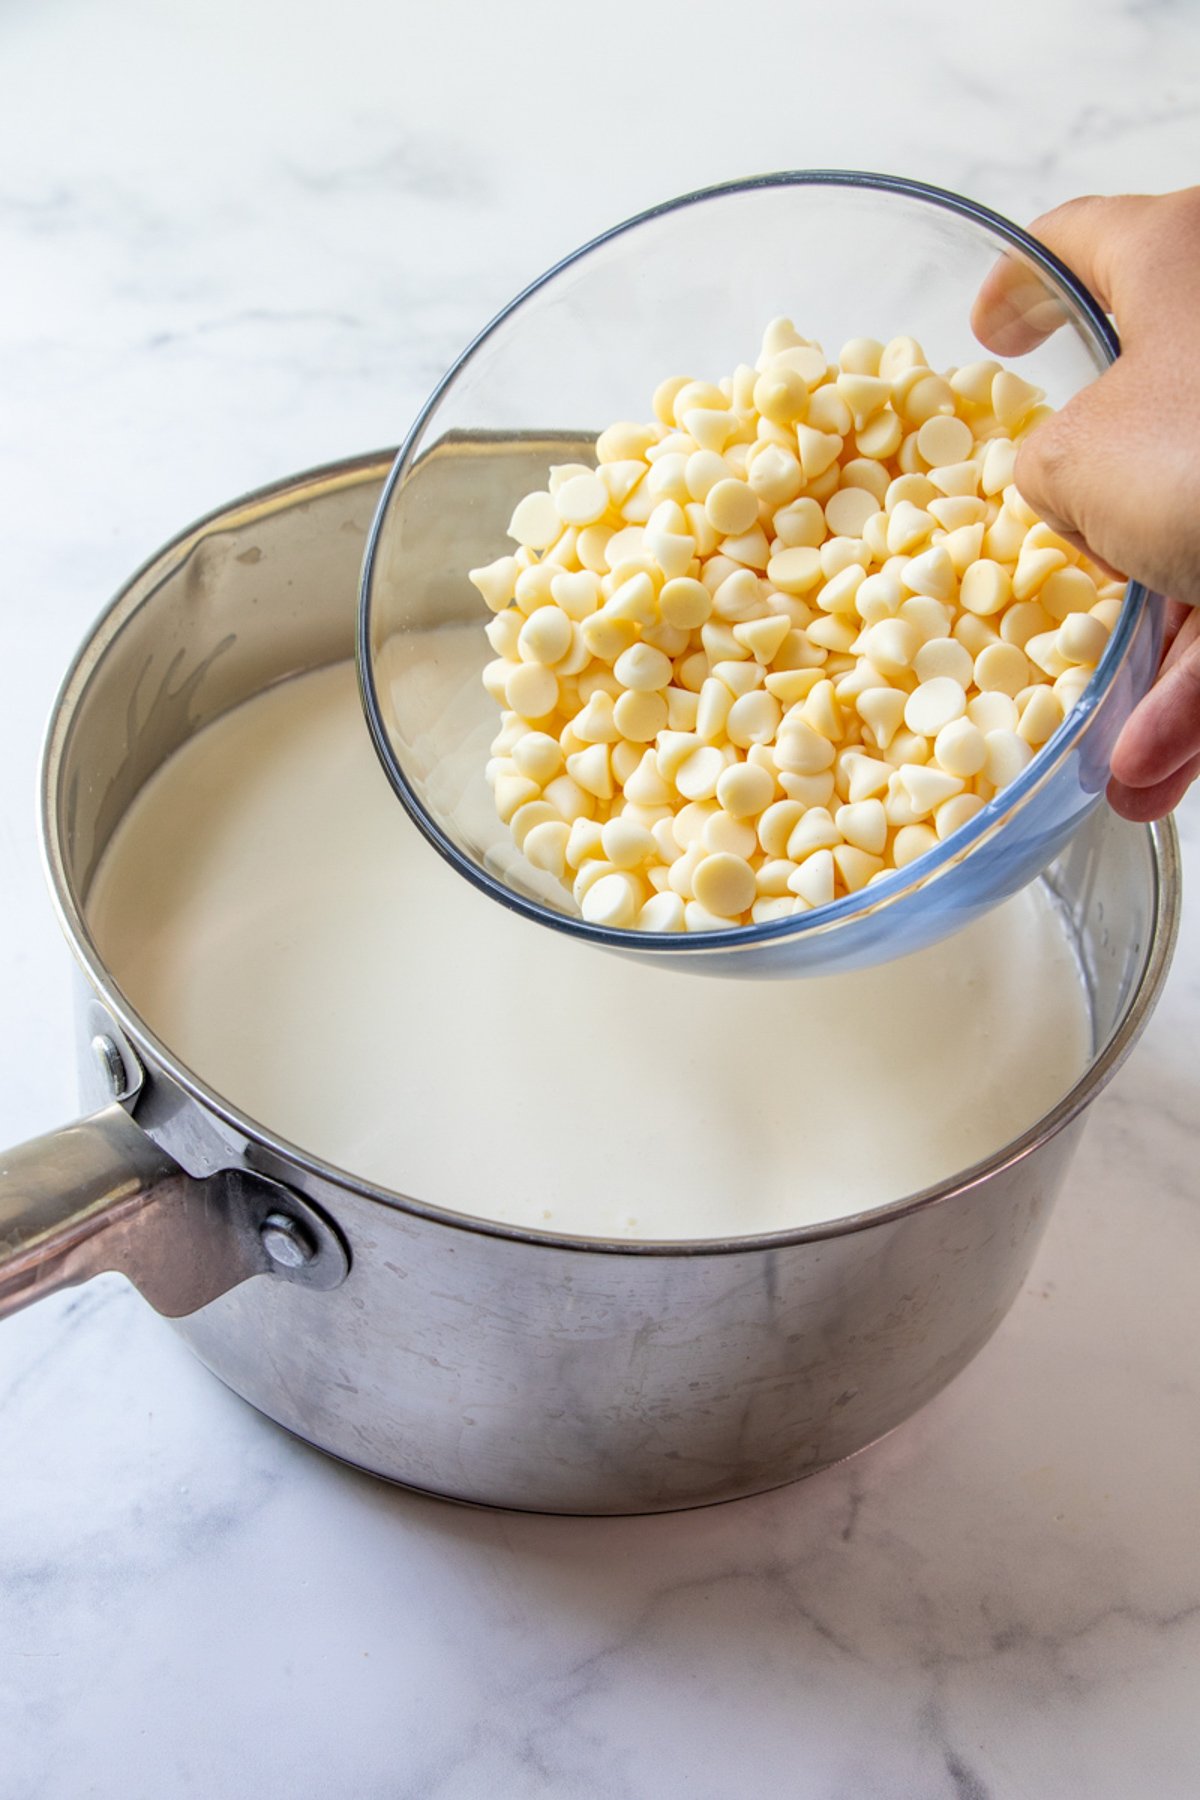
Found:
[972,188,1200,822]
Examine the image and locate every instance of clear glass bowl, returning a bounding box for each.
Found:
[359,171,1164,977]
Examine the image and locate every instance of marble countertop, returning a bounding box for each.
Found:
[2,2,1198,1794]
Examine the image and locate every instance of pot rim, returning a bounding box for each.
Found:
[39,451,1182,1260]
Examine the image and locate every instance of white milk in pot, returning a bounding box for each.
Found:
[86,659,1091,1240]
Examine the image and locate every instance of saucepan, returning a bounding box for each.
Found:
[0,449,1179,1514]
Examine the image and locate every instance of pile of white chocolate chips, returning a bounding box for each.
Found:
[470,321,1123,932]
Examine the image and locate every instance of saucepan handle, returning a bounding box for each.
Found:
[0,1102,349,1321]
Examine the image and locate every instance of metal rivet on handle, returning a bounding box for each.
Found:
[260,1212,318,1270]
[91,1034,129,1099]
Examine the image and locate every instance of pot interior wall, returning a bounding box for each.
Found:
[53,464,385,905]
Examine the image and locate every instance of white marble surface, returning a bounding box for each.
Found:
[2,2,1198,1794]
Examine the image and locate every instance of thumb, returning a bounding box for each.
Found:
[1012,353,1163,586]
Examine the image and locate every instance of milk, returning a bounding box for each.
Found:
[86,660,1091,1240]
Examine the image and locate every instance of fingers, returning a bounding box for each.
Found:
[1108,749,1200,823]
[972,194,1151,356]
[1109,609,1200,794]
[970,259,1075,357]
[1020,194,1141,314]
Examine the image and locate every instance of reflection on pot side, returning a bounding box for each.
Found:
[86,659,1091,1242]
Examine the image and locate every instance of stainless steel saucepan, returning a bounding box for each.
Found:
[0,449,1179,1514]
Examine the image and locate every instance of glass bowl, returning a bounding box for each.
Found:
[359,171,1164,978]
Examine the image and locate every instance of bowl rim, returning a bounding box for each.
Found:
[43,451,1180,1263]
[358,168,1154,960]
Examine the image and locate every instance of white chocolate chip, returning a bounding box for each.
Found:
[892,822,938,867]
[775,722,837,775]
[674,745,728,801]
[727,690,783,748]
[1000,600,1053,651]
[880,335,926,380]
[836,370,891,427]
[896,370,954,425]
[933,717,986,778]
[1013,543,1068,601]
[469,555,520,612]
[485,610,523,658]
[613,642,673,691]
[967,691,1019,735]
[788,848,836,907]
[1056,612,1109,668]
[796,424,843,479]
[523,819,571,877]
[601,818,655,869]
[1024,630,1072,678]
[683,902,737,932]
[518,606,573,666]
[505,662,558,718]
[582,871,643,927]
[613,689,668,742]
[1041,567,1099,622]
[493,772,542,823]
[839,337,885,375]
[915,414,974,467]
[767,546,823,594]
[512,732,564,785]
[691,851,756,917]
[1017,686,1063,747]
[824,486,881,538]
[905,677,967,737]
[901,545,956,602]
[701,811,758,859]
[860,618,920,677]
[573,691,620,744]
[983,730,1034,788]
[566,743,613,800]
[980,438,1017,497]
[596,422,657,463]
[973,642,1029,697]
[554,473,609,526]
[855,409,904,460]
[833,844,884,892]
[935,792,986,839]
[551,570,602,619]
[716,762,775,818]
[897,763,965,817]
[856,688,907,752]
[913,636,974,686]
[541,776,592,824]
[508,491,562,549]
[950,360,1001,406]
[704,478,759,536]
[754,367,810,426]
[636,891,686,931]
[748,445,805,507]
[959,558,1012,618]
[510,800,558,849]
[835,800,887,855]
[992,370,1044,431]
